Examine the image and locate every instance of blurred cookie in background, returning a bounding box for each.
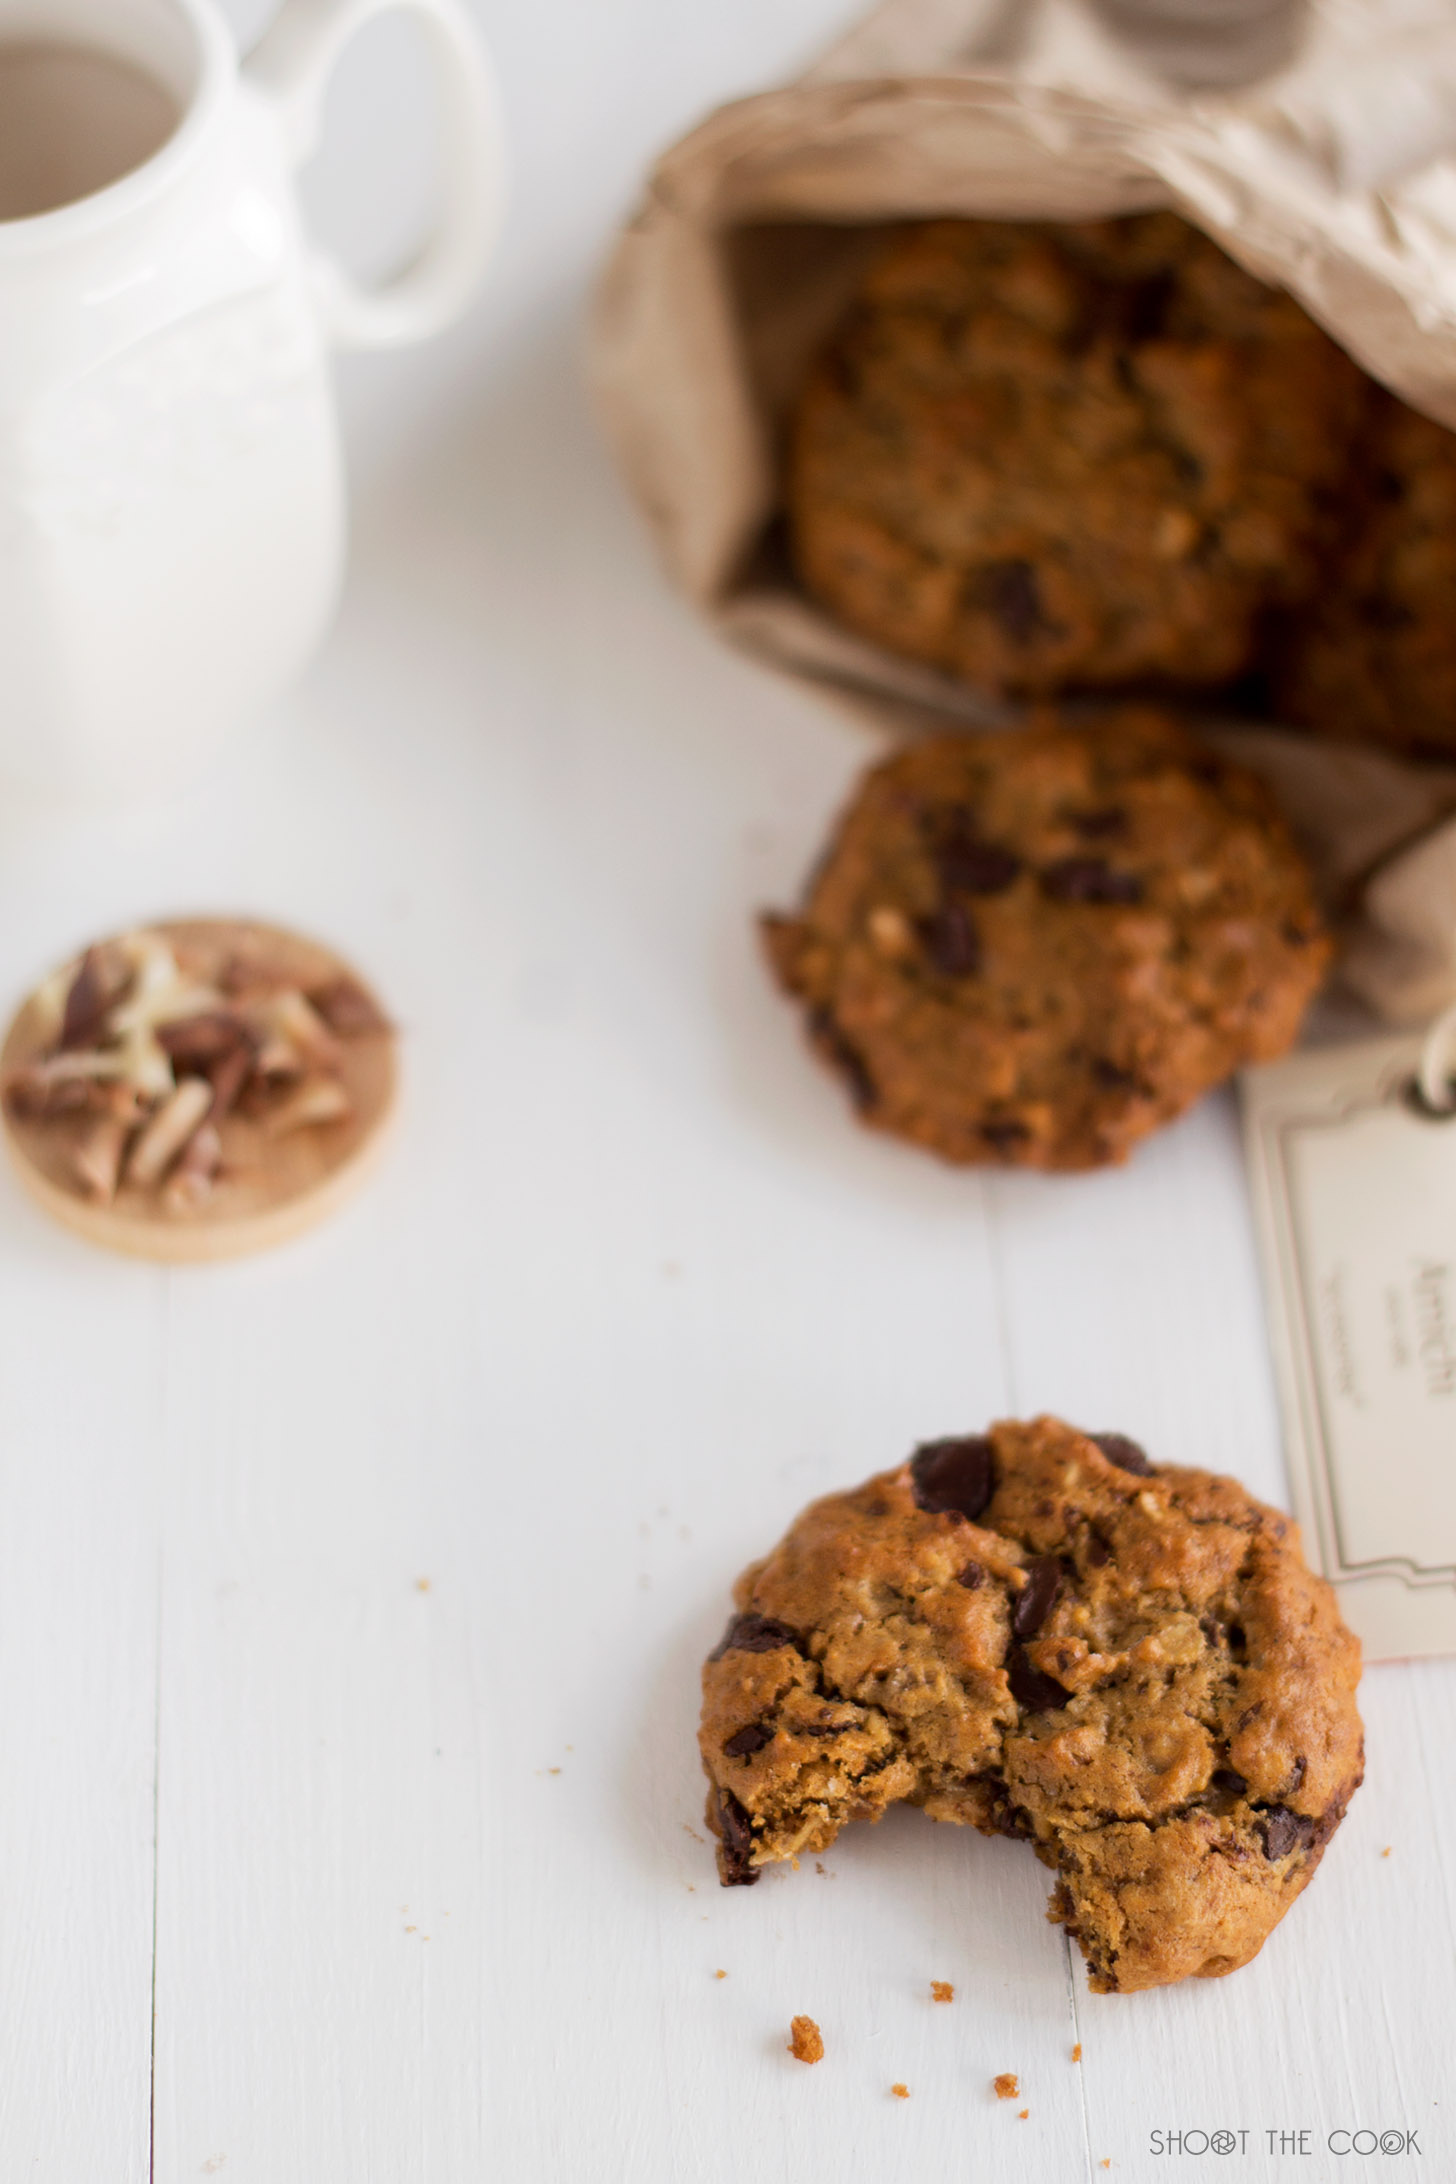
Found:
[1270,391,1456,762]
[787,213,1366,698]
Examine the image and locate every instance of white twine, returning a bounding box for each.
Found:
[1416,999,1456,1116]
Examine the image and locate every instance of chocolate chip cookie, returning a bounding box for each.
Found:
[1271,390,1456,760]
[763,710,1328,1169]
[699,1418,1363,1994]
[787,213,1366,695]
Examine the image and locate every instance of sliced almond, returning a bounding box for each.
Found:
[125,1077,214,1189]
[71,1115,129,1204]
[263,1075,351,1137]
[163,1122,222,1213]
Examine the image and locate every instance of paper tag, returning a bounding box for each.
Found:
[1241,1037,1456,1662]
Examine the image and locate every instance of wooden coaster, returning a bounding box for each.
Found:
[1,917,397,1263]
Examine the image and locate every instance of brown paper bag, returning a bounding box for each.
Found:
[592,0,1456,1023]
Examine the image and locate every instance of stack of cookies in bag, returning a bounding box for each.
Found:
[759,211,1456,1168]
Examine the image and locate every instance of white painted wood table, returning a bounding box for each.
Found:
[1,4,1451,2178]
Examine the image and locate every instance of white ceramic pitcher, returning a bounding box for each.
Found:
[0,0,503,798]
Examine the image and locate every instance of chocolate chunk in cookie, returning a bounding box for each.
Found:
[763,710,1329,1170]
[699,1418,1363,1992]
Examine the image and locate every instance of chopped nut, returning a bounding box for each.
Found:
[61,944,131,1050]
[309,975,390,1037]
[248,989,341,1071]
[788,2015,823,2064]
[205,1044,255,1124]
[71,1115,128,1204]
[5,1063,99,1120]
[251,1036,307,1083]
[115,1028,176,1102]
[155,1013,251,1073]
[1154,508,1200,560]
[126,1078,214,1188]
[263,1075,351,1136]
[867,905,914,960]
[163,1123,222,1213]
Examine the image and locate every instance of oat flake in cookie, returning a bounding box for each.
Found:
[699,1419,1363,1994]
[2,918,395,1261]
[763,709,1329,1170]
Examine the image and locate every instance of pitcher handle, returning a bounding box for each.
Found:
[245,0,505,352]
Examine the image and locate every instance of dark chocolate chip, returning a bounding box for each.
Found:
[1211,1768,1248,1798]
[975,558,1043,643]
[910,1435,995,1523]
[1013,1556,1063,1639]
[1228,1624,1248,1662]
[1006,1642,1071,1712]
[808,1008,877,1113]
[981,1118,1030,1153]
[918,901,981,978]
[1092,1432,1152,1476]
[709,1613,799,1661]
[715,1789,760,1886]
[938,833,1023,896]
[1069,807,1129,841]
[1258,1806,1314,1861]
[1084,1530,1111,1568]
[722,1722,772,1760]
[1110,266,1177,345]
[956,1560,985,1590]
[1041,858,1144,906]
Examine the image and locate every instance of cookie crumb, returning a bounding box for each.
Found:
[930,1980,954,2003]
[891,2083,909,2100]
[1072,2043,1082,2062]
[1382,1846,1391,1858]
[1101,2162,1112,2171]
[994,2073,1019,2101]
[1019,2109,1029,2119]
[714,1970,726,1980]
[788,2015,824,2064]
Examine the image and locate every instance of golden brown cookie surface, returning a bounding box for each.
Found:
[787,214,1366,695]
[699,1419,1364,1994]
[764,710,1328,1170]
